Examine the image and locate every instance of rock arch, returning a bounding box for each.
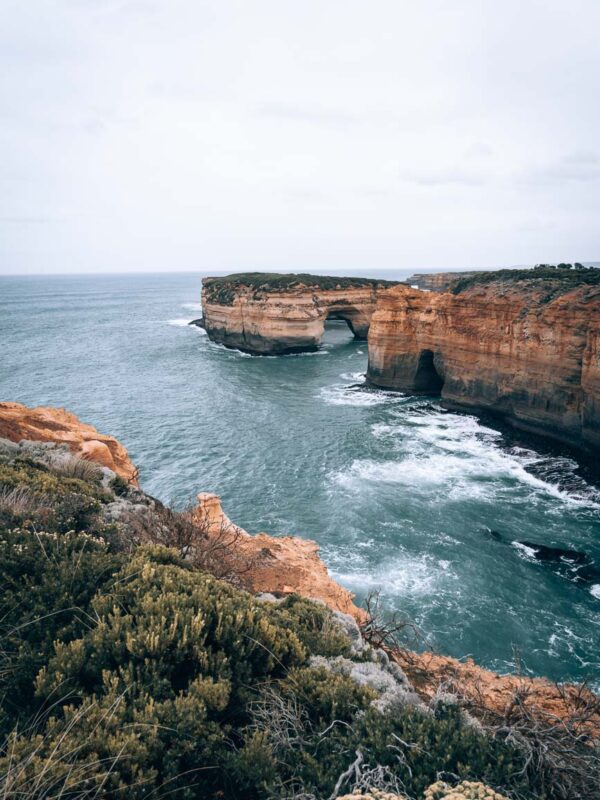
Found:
[322,305,371,341]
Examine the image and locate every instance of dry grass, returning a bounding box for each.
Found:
[442,677,600,800]
[46,454,103,483]
[121,502,255,589]
[0,487,47,517]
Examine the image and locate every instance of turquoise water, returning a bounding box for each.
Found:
[1,272,599,685]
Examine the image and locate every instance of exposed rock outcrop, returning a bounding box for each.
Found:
[193,492,365,620]
[199,273,398,354]
[0,402,139,484]
[367,278,600,450]
[405,271,475,292]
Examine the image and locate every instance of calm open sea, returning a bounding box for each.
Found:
[1,271,599,685]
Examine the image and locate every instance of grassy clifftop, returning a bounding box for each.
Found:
[203,272,399,305]
[0,438,597,799]
[450,264,600,296]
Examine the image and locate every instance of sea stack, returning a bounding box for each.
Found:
[199,272,399,355]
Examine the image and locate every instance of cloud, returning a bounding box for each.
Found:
[1,0,599,273]
[0,215,60,224]
[521,152,600,184]
[256,103,362,128]
[398,166,487,187]
[464,141,494,159]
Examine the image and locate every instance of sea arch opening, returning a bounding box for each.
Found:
[322,306,369,341]
[413,348,444,395]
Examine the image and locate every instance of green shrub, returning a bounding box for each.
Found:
[0,542,534,800]
[1,547,323,798]
[0,458,108,534]
[0,528,122,738]
[241,670,530,800]
[203,273,399,305]
[450,264,600,296]
[109,473,129,496]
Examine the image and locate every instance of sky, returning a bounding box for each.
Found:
[1,0,599,275]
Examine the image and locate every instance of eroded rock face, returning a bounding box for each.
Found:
[193,492,365,620]
[367,282,600,449]
[200,274,397,354]
[0,402,139,484]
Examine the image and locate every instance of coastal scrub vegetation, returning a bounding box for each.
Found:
[450,264,600,296]
[1,443,599,799]
[202,272,399,305]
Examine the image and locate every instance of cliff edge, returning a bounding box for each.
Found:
[367,268,600,450]
[0,401,139,483]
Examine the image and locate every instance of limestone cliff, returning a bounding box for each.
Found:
[0,401,139,483]
[367,274,600,450]
[199,272,398,354]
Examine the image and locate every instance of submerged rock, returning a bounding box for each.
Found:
[517,540,600,585]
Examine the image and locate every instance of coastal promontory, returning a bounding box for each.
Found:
[367,266,600,450]
[197,272,398,354]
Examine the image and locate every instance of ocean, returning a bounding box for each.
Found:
[1,270,599,685]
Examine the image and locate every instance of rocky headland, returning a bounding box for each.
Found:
[367,267,600,451]
[1,401,596,734]
[197,272,398,354]
[0,401,139,483]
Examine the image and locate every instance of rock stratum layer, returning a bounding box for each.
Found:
[367,276,600,450]
[0,401,139,483]
[199,272,398,354]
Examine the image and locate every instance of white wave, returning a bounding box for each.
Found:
[332,553,454,598]
[320,384,404,407]
[364,408,600,508]
[280,349,329,358]
[512,541,539,561]
[330,454,500,502]
[340,371,366,382]
[181,302,203,311]
[206,340,254,357]
[167,318,194,327]
[591,584,600,600]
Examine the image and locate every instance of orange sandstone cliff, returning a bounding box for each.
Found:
[193,492,364,620]
[367,278,600,450]
[0,401,139,484]
[199,273,398,354]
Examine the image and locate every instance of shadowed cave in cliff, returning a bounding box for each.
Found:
[414,348,444,395]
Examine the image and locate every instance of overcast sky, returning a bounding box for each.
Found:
[1,0,599,275]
